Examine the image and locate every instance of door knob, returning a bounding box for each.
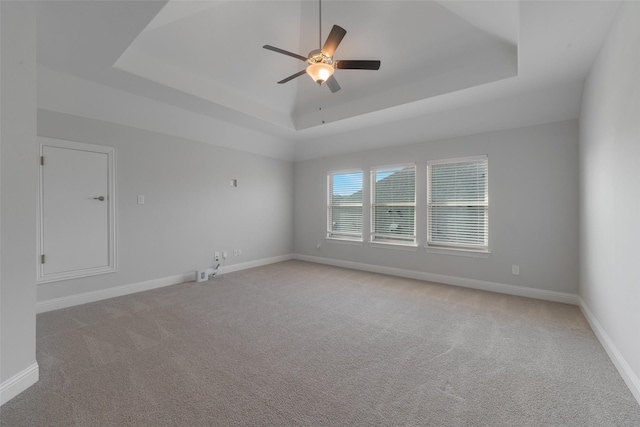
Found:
[93,196,106,201]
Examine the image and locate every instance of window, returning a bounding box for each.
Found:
[327,170,363,240]
[427,156,488,251]
[371,164,416,245]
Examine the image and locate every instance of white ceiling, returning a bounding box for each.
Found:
[36,0,621,160]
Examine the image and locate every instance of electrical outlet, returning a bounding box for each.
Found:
[214,251,220,262]
[196,268,214,282]
[222,251,228,259]
[512,265,520,276]
[237,249,242,256]
[233,249,238,256]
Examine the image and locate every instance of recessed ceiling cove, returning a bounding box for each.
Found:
[113,0,518,131]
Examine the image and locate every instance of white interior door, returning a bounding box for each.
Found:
[38,138,117,282]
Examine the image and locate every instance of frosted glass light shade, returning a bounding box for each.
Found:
[306,62,334,84]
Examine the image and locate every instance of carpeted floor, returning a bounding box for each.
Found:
[1,260,639,426]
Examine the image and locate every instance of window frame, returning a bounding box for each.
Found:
[426,155,489,252]
[370,163,417,246]
[327,169,364,241]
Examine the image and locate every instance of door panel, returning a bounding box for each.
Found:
[38,138,117,283]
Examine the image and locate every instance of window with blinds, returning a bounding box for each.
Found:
[371,164,416,244]
[427,156,488,251]
[327,170,363,240]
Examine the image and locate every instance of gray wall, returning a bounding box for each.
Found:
[37,110,294,302]
[294,120,580,293]
[1,1,38,387]
[579,1,640,396]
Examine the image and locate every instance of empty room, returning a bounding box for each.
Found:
[1,0,639,425]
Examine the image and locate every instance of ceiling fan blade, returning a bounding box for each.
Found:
[263,45,308,62]
[321,25,347,57]
[277,70,307,84]
[336,60,381,70]
[326,75,341,93]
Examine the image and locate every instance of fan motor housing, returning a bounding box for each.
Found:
[307,49,333,65]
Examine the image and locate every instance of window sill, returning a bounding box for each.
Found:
[369,241,418,251]
[325,238,363,246]
[424,246,491,258]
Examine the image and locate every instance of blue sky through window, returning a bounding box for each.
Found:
[375,171,396,181]
[333,172,362,196]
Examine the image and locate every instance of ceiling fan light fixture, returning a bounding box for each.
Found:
[306,62,334,84]
[263,0,380,92]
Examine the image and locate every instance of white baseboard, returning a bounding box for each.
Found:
[1,363,39,406]
[219,254,294,275]
[30,254,639,407]
[36,272,195,313]
[578,297,640,405]
[293,254,578,305]
[293,255,640,404]
[36,254,295,313]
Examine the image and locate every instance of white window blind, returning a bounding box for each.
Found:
[427,156,488,251]
[371,164,416,244]
[327,170,363,240]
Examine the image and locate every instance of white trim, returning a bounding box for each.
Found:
[327,168,363,176]
[325,238,364,246]
[217,254,294,275]
[293,254,578,305]
[426,155,489,252]
[426,154,488,166]
[370,163,417,248]
[327,169,364,242]
[37,137,118,284]
[578,297,640,405]
[1,363,39,406]
[36,254,294,313]
[37,273,193,313]
[425,246,491,258]
[369,241,418,251]
[370,162,417,172]
[37,265,119,285]
[29,255,640,408]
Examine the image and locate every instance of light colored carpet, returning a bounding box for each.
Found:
[1,260,639,426]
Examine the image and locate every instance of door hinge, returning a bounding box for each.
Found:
[41,254,46,264]
[40,156,44,166]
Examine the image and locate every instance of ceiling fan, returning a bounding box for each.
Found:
[263,0,381,93]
